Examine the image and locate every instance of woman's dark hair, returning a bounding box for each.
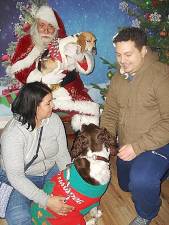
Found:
[11,82,52,130]
[113,27,147,50]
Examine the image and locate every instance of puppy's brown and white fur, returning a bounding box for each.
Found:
[76,32,96,54]
[31,124,116,225]
[71,123,116,224]
[40,31,96,88]
[59,31,96,72]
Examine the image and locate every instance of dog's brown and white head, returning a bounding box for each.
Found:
[71,123,117,185]
[77,32,96,54]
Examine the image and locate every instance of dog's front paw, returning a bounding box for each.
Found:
[86,218,97,225]
[89,207,102,218]
[96,209,102,218]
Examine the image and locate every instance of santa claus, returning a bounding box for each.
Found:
[9,5,100,131]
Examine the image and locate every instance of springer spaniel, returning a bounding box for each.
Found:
[31,123,116,225]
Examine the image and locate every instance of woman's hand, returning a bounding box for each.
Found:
[47,195,74,216]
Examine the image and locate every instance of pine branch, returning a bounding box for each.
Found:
[28,0,48,7]
[120,0,169,64]
[100,57,117,70]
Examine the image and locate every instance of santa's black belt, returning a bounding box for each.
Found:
[61,70,78,87]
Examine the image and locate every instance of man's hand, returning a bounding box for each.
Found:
[47,195,74,216]
[42,70,66,85]
[117,144,136,161]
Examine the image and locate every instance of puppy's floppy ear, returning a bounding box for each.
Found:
[81,124,88,132]
[98,127,117,156]
[77,33,86,53]
[71,133,89,159]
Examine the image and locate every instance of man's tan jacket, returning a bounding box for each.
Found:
[101,50,169,155]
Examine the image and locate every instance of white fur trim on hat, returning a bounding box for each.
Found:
[35,6,59,29]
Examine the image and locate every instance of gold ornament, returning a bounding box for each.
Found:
[107,71,113,79]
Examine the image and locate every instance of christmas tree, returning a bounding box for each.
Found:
[91,57,116,108]
[92,0,169,108]
[119,0,169,64]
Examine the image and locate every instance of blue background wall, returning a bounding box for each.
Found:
[0,0,130,84]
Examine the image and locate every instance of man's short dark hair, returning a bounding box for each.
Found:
[12,81,52,130]
[113,27,147,50]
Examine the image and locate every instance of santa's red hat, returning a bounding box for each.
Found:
[35,5,66,38]
[53,10,66,38]
[35,6,59,28]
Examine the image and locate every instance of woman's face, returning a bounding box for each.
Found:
[36,93,54,122]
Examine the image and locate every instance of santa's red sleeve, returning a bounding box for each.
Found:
[10,35,41,84]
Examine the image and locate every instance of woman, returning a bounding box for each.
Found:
[0,82,73,225]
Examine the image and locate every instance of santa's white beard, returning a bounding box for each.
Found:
[30,24,57,51]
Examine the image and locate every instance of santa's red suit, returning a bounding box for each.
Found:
[10,6,67,84]
[10,6,100,131]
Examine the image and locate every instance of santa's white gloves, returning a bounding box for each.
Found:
[27,68,66,85]
[64,43,84,62]
[42,68,66,84]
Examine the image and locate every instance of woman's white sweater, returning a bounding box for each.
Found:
[0,113,71,207]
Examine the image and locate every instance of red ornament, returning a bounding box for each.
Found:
[152,0,158,7]
[144,13,151,21]
[1,54,9,62]
[22,22,31,33]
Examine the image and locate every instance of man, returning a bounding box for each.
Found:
[100,27,169,225]
[10,5,99,131]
